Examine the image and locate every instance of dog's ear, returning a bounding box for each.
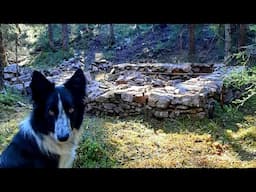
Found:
[30,70,55,103]
[64,69,86,96]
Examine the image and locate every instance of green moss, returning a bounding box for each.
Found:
[74,138,116,168]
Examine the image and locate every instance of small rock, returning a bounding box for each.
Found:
[154,111,169,118]
[11,77,18,82]
[120,103,131,109]
[103,103,116,110]
[68,58,75,63]
[152,79,164,87]
[121,92,134,103]
[176,105,189,110]
[92,66,98,72]
[84,71,92,82]
[19,74,31,82]
[10,84,24,91]
[142,48,150,53]
[4,73,15,80]
[95,53,104,63]
[51,69,61,76]
[4,64,20,74]
[16,101,27,107]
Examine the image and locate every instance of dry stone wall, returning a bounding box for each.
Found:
[85,63,245,119]
[3,60,245,119]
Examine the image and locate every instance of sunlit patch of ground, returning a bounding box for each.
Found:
[1,91,256,168]
[74,114,256,168]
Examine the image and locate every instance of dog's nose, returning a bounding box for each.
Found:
[57,133,70,142]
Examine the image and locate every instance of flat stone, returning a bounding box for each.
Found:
[4,73,15,80]
[152,79,164,87]
[4,64,19,73]
[95,53,104,63]
[154,111,169,118]
[176,105,189,110]
[148,92,172,109]
[103,103,116,110]
[121,92,134,102]
[19,74,31,82]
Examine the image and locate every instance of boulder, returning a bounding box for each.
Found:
[148,92,172,109]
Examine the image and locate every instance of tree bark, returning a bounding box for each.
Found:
[0,25,5,90]
[0,25,7,68]
[15,24,21,64]
[224,24,232,59]
[238,24,247,50]
[62,24,69,51]
[48,24,55,51]
[179,25,185,53]
[188,24,195,62]
[109,24,115,47]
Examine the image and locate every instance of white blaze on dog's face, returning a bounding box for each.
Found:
[29,69,86,144]
[54,94,72,142]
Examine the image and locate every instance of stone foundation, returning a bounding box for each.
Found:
[85,63,245,118]
[3,61,245,119]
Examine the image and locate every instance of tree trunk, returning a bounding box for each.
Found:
[224,24,232,59]
[179,25,185,54]
[238,24,247,50]
[62,24,69,51]
[188,24,195,62]
[48,24,55,51]
[0,25,5,90]
[217,24,223,50]
[0,25,7,68]
[109,24,115,47]
[15,24,21,64]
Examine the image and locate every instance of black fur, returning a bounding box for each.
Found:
[0,69,86,168]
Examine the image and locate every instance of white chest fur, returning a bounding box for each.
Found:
[41,128,83,168]
[20,118,84,168]
[58,147,77,168]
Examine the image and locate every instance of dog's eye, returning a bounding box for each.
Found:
[49,110,55,116]
[69,108,74,113]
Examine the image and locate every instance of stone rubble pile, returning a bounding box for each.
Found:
[3,57,87,93]
[3,63,33,94]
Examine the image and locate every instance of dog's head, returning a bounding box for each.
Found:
[29,69,86,142]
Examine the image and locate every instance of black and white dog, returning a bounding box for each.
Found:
[0,69,86,168]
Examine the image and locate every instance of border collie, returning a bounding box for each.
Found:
[0,69,86,168]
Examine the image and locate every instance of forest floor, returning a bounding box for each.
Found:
[1,24,256,168]
[1,88,256,168]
